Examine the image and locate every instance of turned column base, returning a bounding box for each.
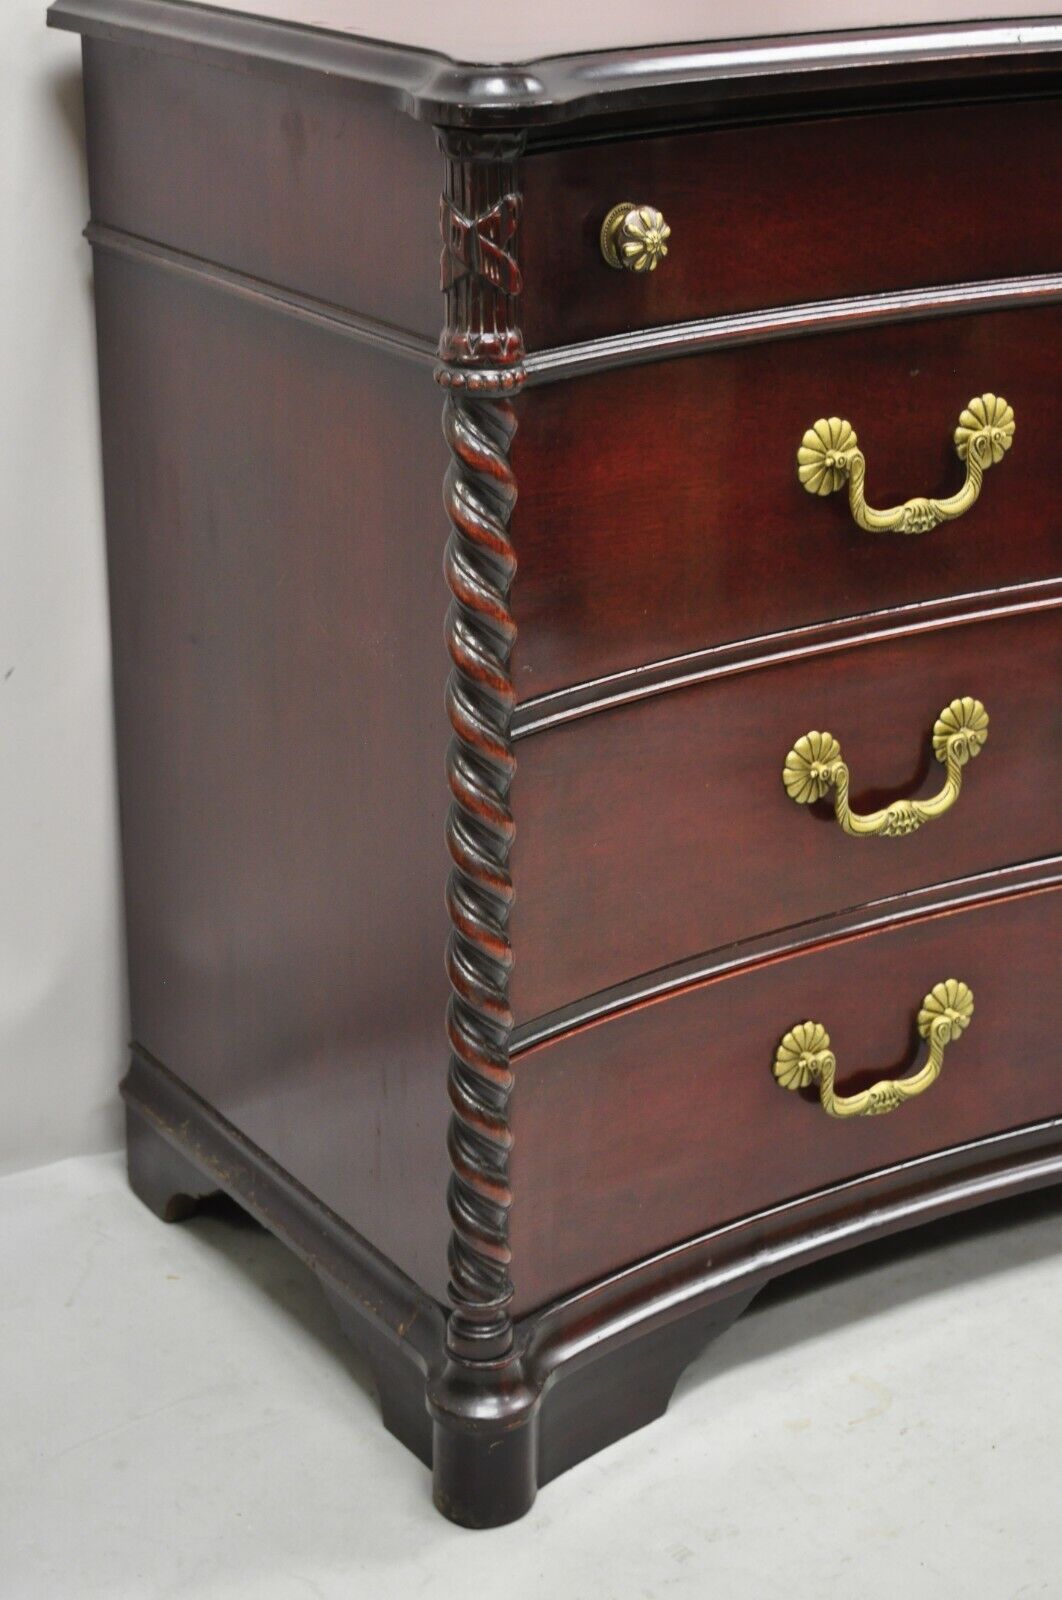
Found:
[425,1287,758,1528]
[125,1099,757,1529]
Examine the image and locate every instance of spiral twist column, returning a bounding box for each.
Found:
[442,393,519,1360]
[436,129,526,1363]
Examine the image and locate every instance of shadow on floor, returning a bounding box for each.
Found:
[181,1192,380,1409]
[681,1182,1061,1395]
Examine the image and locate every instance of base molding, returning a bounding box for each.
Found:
[122,1049,1061,1527]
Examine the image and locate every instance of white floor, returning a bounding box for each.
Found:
[1,1153,1058,1600]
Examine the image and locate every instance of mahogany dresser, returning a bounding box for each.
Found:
[50,0,1062,1525]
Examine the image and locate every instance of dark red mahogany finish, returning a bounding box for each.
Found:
[80,40,442,337]
[49,0,1062,1528]
[509,605,1061,1018]
[509,307,1062,696]
[510,877,1061,1309]
[92,251,454,1298]
[520,98,1062,348]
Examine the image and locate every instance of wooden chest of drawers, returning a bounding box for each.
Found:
[51,0,1062,1526]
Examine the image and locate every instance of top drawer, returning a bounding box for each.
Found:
[520,98,1062,349]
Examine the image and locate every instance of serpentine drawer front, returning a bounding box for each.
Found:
[508,880,1061,1310]
[519,98,1062,347]
[509,307,1059,696]
[52,0,1062,1528]
[508,607,1060,1020]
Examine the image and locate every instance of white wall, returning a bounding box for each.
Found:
[0,3,126,1173]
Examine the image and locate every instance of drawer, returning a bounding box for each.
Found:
[507,878,1061,1314]
[508,606,1061,1021]
[520,98,1062,350]
[510,304,1061,699]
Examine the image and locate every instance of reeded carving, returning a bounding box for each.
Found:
[437,132,525,1363]
[438,129,526,390]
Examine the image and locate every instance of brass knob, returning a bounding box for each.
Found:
[600,202,671,272]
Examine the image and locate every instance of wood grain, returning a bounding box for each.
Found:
[521,98,1062,348]
[73,18,1062,1525]
[93,249,454,1301]
[510,304,1062,699]
[509,883,1061,1312]
[508,608,1061,1020]
[82,39,442,335]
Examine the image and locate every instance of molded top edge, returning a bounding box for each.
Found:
[47,1,1062,125]
[46,0,1062,64]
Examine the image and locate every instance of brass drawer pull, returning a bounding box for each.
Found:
[782,695,988,838]
[773,979,973,1118]
[797,394,1014,535]
[600,202,671,272]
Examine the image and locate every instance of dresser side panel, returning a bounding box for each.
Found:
[93,251,452,1300]
[82,37,442,336]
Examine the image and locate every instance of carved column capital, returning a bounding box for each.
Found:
[436,128,526,391]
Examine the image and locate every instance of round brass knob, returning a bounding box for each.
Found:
[600,202,671,272]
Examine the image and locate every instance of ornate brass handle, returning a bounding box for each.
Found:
[783,696,988,838]
[773,979,973,1117]
[600,202,671,272]
[797,394,1015,534]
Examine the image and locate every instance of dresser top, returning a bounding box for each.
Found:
[69,1,1060,61]
[49,0,1062,124]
